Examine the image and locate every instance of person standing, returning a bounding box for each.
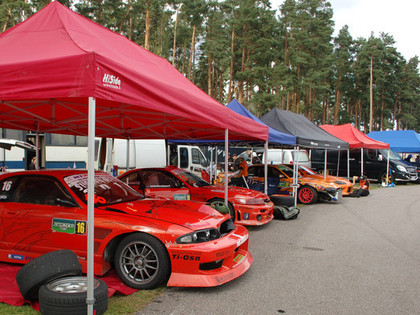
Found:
[29,157,37,170]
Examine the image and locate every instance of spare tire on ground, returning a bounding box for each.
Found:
[270,194,295,207]
[39,276,108,315]
[16,250,82,301]
[273,205,300,220]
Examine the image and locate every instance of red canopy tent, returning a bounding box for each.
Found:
[0,1,268,142]
[320,124,389,149]
[320,124,390,179]
[0,2,268,313]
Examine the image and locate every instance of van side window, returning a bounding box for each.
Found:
[367,149,377,160]
[179,148,189,169]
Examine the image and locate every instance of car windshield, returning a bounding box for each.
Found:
[64,173,142,206]
[299,165,316,175]
[172,169,210,187]
[277,165,298,178]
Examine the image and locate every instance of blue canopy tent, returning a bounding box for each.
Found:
[367,130,420,153]
[226,99,296,146]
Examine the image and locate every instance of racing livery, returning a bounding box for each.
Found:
[247,164,341,204]
[0,170,252,289]
[285,164,354,196]
[118,166,274,226]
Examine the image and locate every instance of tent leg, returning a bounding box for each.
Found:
[224,129,229,206]
[87,97,96,315]
[264,141,268,195]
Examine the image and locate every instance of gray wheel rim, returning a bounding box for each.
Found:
[120,241,159,284]
[46,276,99,294]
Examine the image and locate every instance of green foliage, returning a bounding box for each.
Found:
[1,0,419,132]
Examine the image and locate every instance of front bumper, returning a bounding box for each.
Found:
[166,225,253,287]
[393,169,418,182]
[232,202,274,226]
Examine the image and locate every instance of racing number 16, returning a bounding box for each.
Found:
[75,221,86,235]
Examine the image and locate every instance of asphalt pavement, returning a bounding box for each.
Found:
[137,185,420,315]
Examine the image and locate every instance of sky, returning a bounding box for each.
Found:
[270,0,420,61]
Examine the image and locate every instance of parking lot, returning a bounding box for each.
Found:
[138,185,420,315]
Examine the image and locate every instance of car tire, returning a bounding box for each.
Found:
[114,233,170,290]
[298,186,318,204]
[38,276,108,315]
[208,198,236,221]
[16,250,83,301]
[379,172,394,185]
[270,195,294,207]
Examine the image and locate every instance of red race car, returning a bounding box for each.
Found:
[118,166,274,226]
[0,170,252,289]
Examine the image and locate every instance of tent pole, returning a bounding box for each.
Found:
[126,139,130,173]
[293,146,298,207]
[295,146,300,207]
[386,149,390,186]
[347,149,350,179]
[87,97,96,315]
[209,145,213,184]
[361,148,364,176]
[264,141,268,195]
[324,149,327,180]
[224,130,229,206]
[166,143,170,166]
[35,131,40,170]
[337,150,340,176]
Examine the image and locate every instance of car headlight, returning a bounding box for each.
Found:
[176,228,221,244]
[397,165,407,172]
[236,198,265,205]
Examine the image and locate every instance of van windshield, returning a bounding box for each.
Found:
[379,149,401,161]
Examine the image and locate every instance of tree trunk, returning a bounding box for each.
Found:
[369,53,374,132]
[333,88,341,125]
[188,25,196,80]
[227,27,235,103]
[144,1,151,50]
[172,4,182,66]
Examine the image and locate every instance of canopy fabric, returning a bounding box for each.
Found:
[367,130,420,153]
[0,2,268,142]
[320,124,389,149]
[260,109,349,150]
[226,99,296,146]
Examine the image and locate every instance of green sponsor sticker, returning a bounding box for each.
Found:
[52,218,75,234]
[174,194,189,200]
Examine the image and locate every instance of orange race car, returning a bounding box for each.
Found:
[0,170,252,289]
[118,166,274,226]
[247,164,342,204]
[285,164,353,196]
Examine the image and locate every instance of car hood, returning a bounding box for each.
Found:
[100,198,228,230]
[305,174,351,185]
[201,185,268,199]
[299,177,338,189]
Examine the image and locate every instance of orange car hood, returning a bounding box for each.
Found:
[100,198,227,230]
[199,185,267,198]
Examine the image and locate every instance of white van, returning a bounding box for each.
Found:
[0,129,208,175]
[102,139,208,175]
[255,148,311,168]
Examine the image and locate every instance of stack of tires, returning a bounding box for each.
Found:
[16,250,108,315]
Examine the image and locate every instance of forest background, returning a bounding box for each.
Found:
[1,0,419,133]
